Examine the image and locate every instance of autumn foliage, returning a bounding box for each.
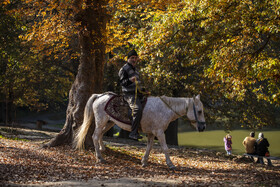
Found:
[1,1,280,129]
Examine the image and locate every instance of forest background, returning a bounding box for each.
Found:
[1,0,280,146]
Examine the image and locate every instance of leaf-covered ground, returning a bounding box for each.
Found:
[0,128,280,186]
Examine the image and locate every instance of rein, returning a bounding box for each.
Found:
[132,79,150,117]
[159,96,183,118]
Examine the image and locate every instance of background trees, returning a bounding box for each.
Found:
[129,0,280,129]
[0,2,74,124]
[1,0,279,146]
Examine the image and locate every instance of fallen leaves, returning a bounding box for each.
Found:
[0,136,280,186]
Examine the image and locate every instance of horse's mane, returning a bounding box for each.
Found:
[159,95,189,115]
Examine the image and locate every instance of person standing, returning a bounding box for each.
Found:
[223,134,232,155]
[118,49,144,140]
[256,132,272,166]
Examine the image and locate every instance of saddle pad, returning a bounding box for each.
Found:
[104,95,131,125]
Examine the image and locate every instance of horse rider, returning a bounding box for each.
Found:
[118,49,144,140]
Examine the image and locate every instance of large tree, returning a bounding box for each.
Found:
[41,0,109,147]
[4,0,109,147]
[14,0,180,148]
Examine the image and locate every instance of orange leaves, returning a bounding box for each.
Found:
[17,0,75,59]
[121,0,280,108]
[23,14,71,58]
[1,0,10,6]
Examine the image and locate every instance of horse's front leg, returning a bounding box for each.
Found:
[93,128,106,163]
[141,133,154,167]
[155,131,175,169]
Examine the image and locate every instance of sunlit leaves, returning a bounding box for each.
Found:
[20,0,75,60]
[126,0,280,105]
[109,0,280,128]
[2,0,279,126]
[0,1,75,111]
[203,0,280,105]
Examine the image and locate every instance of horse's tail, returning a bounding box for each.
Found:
[74,94,99,151]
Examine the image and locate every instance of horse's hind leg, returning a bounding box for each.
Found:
[141,133,154,167]
[93,127,106,163]
[99,122,115,152]
[155,131,175,169]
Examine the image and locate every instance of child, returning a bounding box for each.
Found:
[224,134,232,155]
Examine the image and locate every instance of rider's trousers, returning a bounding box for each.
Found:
[124,93,143,135]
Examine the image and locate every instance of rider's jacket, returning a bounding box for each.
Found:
[118,62,141,94]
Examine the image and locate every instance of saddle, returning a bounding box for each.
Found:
[104,94,147,125]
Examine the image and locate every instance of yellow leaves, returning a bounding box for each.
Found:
[23,13,72,56]
[41,11,46,17]
[272,93,280,103]
[16,0,75,57]
[227,38,237,43]
[1,0,10,5]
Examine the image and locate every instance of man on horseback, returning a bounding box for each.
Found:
[118,49,144,140]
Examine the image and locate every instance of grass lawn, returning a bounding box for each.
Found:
[178,129,280,157]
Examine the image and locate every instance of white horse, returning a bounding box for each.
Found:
[75,93,206,169]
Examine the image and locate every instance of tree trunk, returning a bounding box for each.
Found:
[165,119,178,146]
[118,129,130,139]
[0,102,4,123]
[164,89,180,146]
[5,89,13,125]
[44,0,108,148]
[104,127,114,137]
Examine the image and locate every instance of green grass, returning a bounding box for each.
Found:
[178,130,280,157]
[49,124,64,128]
[0,134,29,141]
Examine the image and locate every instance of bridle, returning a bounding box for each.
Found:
[191,102,206,127]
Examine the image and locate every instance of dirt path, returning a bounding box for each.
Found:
[1,126,280,186]
[28,177,180,186]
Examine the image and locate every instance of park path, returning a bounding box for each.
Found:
[1,126,280,186]
[29,177,180,186]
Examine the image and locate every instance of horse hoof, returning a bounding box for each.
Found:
[169,165,176,170]
[97,159,106,164]
[142,163,148,167]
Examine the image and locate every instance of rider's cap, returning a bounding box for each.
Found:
[127,49,138,59]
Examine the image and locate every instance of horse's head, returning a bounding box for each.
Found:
[187,95,206,132]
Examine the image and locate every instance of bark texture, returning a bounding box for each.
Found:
[44,0,108,148]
